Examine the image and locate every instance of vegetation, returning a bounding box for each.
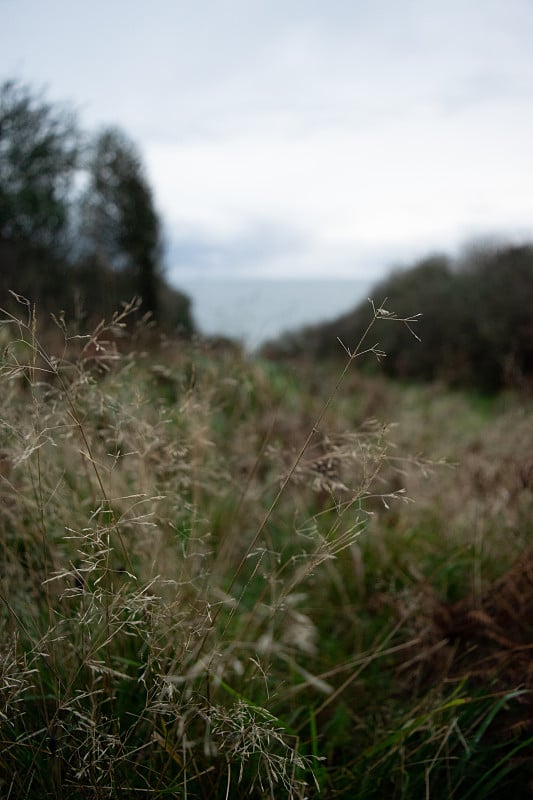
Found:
[0,80,79,253]
[263,242,533,393]
[78,127,165,321]
[0,80,193,333]
[1,296,532,798]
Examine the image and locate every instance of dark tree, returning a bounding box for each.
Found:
[80,127,163,319]
[0,80,79,252]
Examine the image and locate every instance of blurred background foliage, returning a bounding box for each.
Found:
[0,79,193,334]
[263,243,533,393]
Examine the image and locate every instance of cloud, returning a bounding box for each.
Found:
[2,0,533,280]
[148,101,533,268]
[165,215,491,283]
[167,219,314,278]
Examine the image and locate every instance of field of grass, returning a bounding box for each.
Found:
[1,299,532,798]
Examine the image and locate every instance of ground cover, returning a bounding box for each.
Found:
[0,299,532,798]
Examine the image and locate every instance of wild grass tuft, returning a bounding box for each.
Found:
[1,296,532,798]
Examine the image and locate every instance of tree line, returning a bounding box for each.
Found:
[0,79,193,333]
[263,241,533,393]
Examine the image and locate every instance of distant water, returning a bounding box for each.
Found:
[174,278,371,351]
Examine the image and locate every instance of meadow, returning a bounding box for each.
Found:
[0,297,532,798]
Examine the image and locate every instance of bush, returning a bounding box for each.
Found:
[264,242,533,392]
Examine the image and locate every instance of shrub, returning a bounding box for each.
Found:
[264,242,533,392]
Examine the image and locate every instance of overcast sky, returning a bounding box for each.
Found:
[2,0,533,282]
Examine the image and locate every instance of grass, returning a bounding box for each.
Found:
[0,296,532,798]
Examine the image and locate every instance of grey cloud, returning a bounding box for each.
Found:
[165,219,455,284]
[166,220,312,278]
[6,0,532,142]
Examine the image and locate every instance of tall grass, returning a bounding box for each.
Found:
[0,295,532,798]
